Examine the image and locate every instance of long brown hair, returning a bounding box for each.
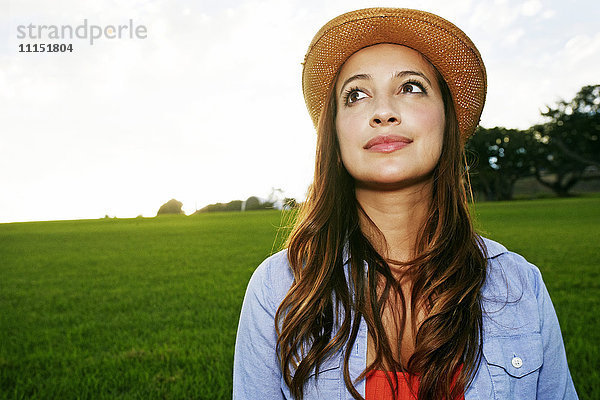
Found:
[275,62,487,399]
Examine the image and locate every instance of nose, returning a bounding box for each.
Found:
[369,99,401,128]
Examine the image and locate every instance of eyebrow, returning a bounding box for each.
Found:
[338,74,372,96]
[395,70,432,87]
[338,70,433,97]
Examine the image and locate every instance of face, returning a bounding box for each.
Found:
[335,44,445,190]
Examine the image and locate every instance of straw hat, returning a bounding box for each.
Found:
[302,7,487,141]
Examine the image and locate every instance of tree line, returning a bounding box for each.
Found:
[466,84,600,200]
[156,193,298,216]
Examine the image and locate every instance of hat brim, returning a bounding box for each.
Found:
[302,8,487,141]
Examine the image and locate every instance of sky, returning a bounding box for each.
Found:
[1,0,599,223]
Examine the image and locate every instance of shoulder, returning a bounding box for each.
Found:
[244,249,294,311]
[478,236,546,334]
[479,236,544,297]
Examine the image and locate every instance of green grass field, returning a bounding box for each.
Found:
[1,195,598,399]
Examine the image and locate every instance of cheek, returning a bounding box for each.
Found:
[417,105,445,152]
[431,116,445,156]
[414,102,444,129]
[335,113,362,156]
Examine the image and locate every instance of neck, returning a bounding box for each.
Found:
[355,180,433,262]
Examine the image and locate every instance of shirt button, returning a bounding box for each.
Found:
[511,356,523,368]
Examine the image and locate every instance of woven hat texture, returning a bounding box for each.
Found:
[302,7,487,141]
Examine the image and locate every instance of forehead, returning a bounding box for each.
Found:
[336,44,438,85]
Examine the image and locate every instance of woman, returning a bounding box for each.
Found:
[233,8,578,400]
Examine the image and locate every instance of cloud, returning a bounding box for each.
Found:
[504,27,525,45]
[521,0,542,16]
[467,1,520,32]
[541,9,556,19]
[563,32,600,68]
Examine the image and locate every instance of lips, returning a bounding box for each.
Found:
[363,135,413,153]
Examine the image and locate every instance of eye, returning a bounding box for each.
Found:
[400,81,426,94]
[344,87,369,105]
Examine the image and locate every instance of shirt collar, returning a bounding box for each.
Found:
[341,235,506,265]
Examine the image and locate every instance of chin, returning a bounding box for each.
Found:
[356,170,435,190]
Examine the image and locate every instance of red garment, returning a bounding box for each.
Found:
[365,370,464,400]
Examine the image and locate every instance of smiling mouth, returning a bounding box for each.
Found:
[364,135,413,153]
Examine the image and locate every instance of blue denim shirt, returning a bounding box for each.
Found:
[233,238,578,399]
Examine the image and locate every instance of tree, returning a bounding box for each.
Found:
[224,200,243,211]
[465,127,535,201]
[242,195,274,211]
[156,199,184,216]
[530,85,600,196]
[193,200,243,213]
[244,196,261,210]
